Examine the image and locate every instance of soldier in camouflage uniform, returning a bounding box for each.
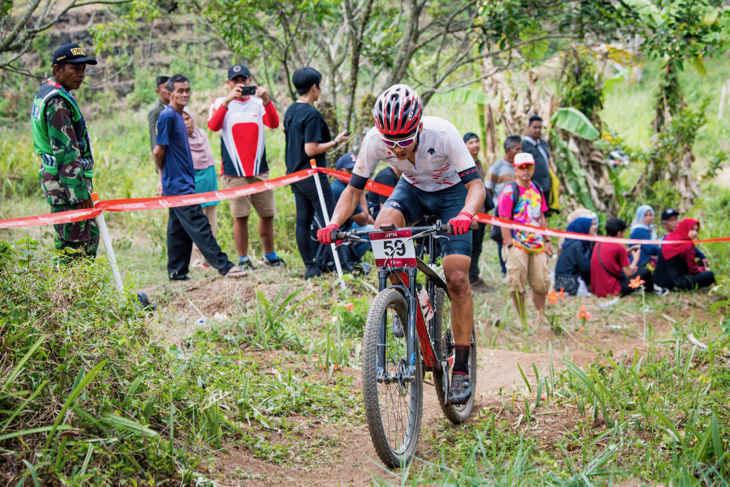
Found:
[30,43,99,261]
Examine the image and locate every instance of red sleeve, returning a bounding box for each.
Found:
[263,101,279,129]
[683,246,703,274]
[208,103,227,132]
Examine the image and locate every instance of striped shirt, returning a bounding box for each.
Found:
[485,158,515,199]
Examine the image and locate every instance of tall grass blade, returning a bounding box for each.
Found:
[517,363,532,393]
[45,359,107,450]
[2,334,46,391]
[102,414,160,439]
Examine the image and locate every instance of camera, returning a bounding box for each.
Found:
[237,85,257,96]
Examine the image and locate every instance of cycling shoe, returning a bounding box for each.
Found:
[391,316,404,338]
[448,373,472,405]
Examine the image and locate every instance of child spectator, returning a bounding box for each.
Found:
[498,153,553,326]
[654,218,715,291]
[182,108,220,270]
[554,217,594,296]
[591,218,656,297]
[629,205,659,268]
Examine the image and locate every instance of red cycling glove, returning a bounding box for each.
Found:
[448,211,473,236]
[317,223,340,245]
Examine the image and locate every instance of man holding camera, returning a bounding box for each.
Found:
[208,64,284,269]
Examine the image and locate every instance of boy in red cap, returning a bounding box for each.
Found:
[497,153,553,326]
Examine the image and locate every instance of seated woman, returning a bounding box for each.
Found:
[557,208,597,255]
[555,217,595,296]
[654,218,715,291]
[629,205,660,268]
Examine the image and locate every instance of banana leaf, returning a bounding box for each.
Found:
[553,108,600,141]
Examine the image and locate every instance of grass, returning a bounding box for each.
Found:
[0,237,364,484]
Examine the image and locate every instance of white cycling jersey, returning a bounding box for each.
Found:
[353,116,477,192]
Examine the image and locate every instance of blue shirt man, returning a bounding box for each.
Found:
[156,105,195,196]
[152,74,240,280]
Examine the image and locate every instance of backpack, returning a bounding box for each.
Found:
[489,181,546,244]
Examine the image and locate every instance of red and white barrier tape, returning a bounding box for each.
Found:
[1,167,727,246]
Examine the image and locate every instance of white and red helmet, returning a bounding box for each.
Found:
[372,84,422,137]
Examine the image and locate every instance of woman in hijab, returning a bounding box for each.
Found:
[554,217,595,296]
[629,205,659,268]
[183,107,220,270]
[557,208,597,255]
[654,218,715,291]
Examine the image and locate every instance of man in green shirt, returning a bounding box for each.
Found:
[30,43,99,260]
[148,75,170,151]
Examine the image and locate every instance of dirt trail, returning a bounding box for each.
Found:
[148,273,695,486]
[214,336,657,486]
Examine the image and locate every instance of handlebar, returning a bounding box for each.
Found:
[335,221,454,241]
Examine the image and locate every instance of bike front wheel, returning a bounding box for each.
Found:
[362,288,423,468]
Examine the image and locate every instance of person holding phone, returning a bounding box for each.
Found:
[208,64,285,269]
[283,66,352,279]
[590,217,659,297]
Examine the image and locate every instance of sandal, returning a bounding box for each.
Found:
[224,266,247,279]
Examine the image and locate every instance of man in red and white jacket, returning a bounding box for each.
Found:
[208,64,284,269]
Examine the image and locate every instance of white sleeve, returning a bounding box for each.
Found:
[443,121,477,173]
[352,129,380,179]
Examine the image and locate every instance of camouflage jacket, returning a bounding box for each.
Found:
[31,80,94,206]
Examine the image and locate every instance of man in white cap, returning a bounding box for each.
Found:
[497,152,553,326]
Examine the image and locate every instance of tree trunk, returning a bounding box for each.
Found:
[343,0,375,132]
[482,104,499,166]
[567,135,618,214]
[649,61,699,209]
[386,0,426,86]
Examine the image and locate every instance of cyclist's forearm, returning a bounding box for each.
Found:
[330,185,362,227]
[462,179,487,216]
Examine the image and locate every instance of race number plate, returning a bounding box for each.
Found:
[370,230,417,268]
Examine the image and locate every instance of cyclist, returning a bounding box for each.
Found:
[317,84,486,404]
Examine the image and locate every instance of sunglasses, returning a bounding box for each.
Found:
[515,164,534,170]
[381,135,417,149]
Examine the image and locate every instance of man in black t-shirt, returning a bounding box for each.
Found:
[283,67,350,278]
[365,165,402,219]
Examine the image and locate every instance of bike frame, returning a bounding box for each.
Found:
[374,225,449,376]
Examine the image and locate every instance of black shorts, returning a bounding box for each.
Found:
[382,179,472,257]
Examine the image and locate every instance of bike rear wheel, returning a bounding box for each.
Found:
[432,286,476,424]
[362,288,423,468]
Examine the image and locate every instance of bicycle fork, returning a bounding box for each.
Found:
[376,267,419,384]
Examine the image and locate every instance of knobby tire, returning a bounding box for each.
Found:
[362,288,423,468]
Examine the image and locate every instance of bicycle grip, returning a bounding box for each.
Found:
[445,223,454,235]
[335,231,347,241]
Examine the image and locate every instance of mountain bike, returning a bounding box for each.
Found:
[335,219,477,468]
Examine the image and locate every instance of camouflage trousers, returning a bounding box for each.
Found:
[50,203,100,261]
